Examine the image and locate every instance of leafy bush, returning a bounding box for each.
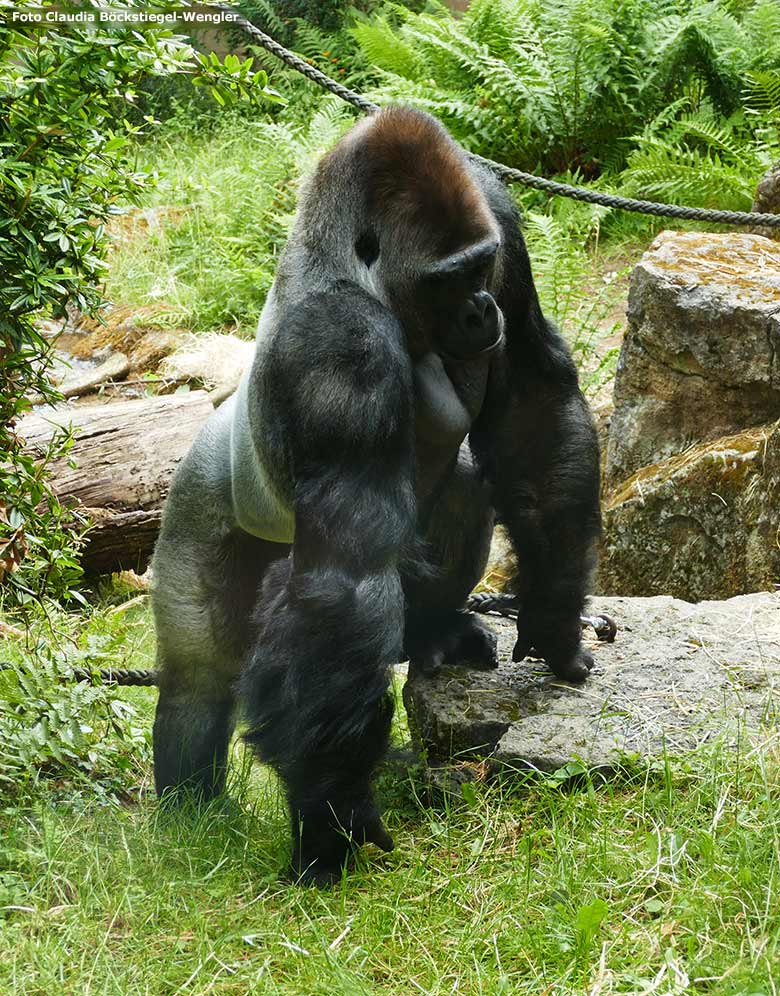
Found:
[0,3,279,608]
[0,634,151,803]
[0,3,194,608]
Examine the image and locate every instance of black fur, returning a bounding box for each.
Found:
[151,106,601,885]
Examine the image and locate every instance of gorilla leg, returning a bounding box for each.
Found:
[403,446,497,675]
[153,686,234,801]
[152,529,289,799]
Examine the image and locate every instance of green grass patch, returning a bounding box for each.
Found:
[1,603,778,994]
[105,102,355,335]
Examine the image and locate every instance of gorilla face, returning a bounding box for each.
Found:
[419,242,505,362]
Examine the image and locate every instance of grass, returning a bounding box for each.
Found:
[1,602,779,995]
[104,102,354,336]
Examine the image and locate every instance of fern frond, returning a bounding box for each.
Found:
[671,112,749,162]
[301,98,354,154]
[240,0,286,38]
[744,70,780,118]
[464,0,534,60]
[404,16,493,87]
[290,21,334,61]
[620,139,755,209]
[350,17,421,79]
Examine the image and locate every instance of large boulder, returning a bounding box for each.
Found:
[752,162,780,241]
[605,231,780,488]
[598,421,780,600]
[403,593,780,773]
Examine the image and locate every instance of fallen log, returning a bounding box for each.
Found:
[19,391,214,573]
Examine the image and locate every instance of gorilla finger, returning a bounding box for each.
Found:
[453,619,498,670]
[363,818,394,852]
[413,649,445,676]
[548,647,593,683]
[512,635,532,662]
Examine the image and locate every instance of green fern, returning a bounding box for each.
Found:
[350,16,421,79]
[619,137,757,210]
[744,70,780,117]
[240,0,287,38]
[349,0,780,180]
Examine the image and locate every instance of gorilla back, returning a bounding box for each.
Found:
[151,105,600,885]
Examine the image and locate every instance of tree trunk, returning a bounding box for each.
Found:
[19,391,214,574]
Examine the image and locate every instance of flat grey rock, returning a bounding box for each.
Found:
[402,593,780,773]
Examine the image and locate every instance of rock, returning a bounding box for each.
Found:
[58,352,130,399]
[402,592,780,773]
[159,333,254,400]
[752,162,780,241]
[605,231,780,487]
[591,397,613,485]
[597,421,780,600]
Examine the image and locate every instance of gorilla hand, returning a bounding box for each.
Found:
[413,338,501,498]
[512,608,595,683]
[291,792,394,887]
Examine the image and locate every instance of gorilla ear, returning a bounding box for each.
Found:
[425,236,500,281]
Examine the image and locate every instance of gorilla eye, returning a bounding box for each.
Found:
[355,230,379,268]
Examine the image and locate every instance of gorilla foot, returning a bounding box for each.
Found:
[407,611,498,676]
[547,646,594,683]
[512,606,596,683]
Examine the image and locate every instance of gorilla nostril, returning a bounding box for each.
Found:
[474,290,490,319]
[461,291,491,329]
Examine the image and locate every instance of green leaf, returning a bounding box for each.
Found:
[574,899,609,938]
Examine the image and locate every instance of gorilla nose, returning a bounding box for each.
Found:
[461,290,491,328]
[446,290,502,360]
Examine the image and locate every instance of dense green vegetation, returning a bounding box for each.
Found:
[0,0,277,609]
[0,2,192,607]
[105,0,780,364]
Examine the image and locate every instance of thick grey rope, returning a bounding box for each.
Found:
[465,592,617,642]
[217,4,780,228]
[0,660,159,686]
[217,4,380,115]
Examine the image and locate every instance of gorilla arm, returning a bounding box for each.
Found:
[485,364,601,681]
[412,350,491,499]
[468,181,601,683]
[238,287,415,885]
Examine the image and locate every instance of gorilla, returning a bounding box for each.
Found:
[151,106,601,884]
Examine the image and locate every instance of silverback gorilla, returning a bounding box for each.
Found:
[151,106,601,884]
